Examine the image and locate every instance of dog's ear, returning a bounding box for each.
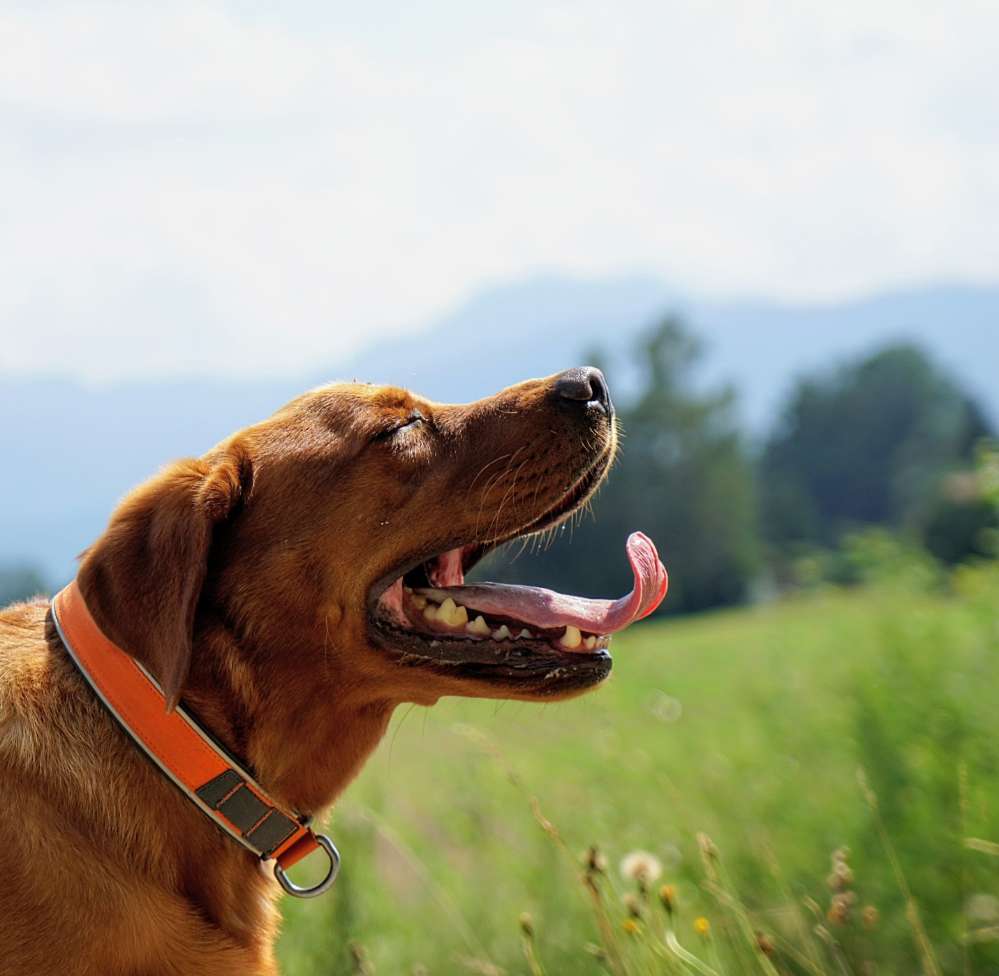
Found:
[78,446,253,710]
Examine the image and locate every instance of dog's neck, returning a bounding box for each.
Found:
[180,611,396,817]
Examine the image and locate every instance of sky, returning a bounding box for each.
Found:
[1,1,997,381]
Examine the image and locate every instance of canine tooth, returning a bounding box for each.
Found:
[492,624,511,640]
[560,625,582,649]
[451,604,469,627]
[439,597,457,617]
[584,635,597,650]
[518,629,533,639]
[467,615,490,637]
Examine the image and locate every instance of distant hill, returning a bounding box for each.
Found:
[338,276,998,433]
[1,275,996,582]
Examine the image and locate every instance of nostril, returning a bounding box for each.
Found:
[553,367,613,415]
[588,371,608,410]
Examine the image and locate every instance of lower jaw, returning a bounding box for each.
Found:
[444,655,612,697]
[367,617,613,694]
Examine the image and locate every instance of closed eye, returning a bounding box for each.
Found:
[373,410,427,442]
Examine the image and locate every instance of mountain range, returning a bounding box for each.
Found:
[2,274,996,582]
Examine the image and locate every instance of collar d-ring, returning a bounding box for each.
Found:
[273,833,341,898]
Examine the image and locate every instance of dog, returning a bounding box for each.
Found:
[0,368,666,975]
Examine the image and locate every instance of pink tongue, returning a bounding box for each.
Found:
[429,532,668,634]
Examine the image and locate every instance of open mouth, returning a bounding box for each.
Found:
[366,463,668,693]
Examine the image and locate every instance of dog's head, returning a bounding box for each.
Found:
[78,369,666,715]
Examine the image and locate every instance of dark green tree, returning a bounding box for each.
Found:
[761,343,992,555]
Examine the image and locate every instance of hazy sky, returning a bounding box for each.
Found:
[2,1,996,380]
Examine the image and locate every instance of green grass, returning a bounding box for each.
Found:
[278,564,999,975]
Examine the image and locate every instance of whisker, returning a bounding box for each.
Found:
[485,456,530,542]
[474,445,527,537]
[468,452,513,491]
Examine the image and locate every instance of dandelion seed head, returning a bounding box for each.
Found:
[649,691,683,723]
[620,850,663,884]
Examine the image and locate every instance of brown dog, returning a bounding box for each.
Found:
[0,369,665,975]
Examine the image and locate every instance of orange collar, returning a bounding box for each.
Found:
[51,580,340,898]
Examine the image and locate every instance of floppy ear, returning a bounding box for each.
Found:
[77,446,253,710]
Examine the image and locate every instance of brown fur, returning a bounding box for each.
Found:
[0,375,614,975]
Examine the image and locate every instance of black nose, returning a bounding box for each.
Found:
[553,366,613,416]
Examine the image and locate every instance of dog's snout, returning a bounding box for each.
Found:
[552,367,613,416]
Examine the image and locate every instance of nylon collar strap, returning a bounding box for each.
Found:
[51,580,340,898]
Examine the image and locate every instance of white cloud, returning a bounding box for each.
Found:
[0,0,996,380]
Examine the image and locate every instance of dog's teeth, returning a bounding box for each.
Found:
[467,615,490,637]
[518,629,533,639]
[423,604,439,622]
[411,594,428,609]
[492,624,511,640]
[436,597,466,627]
[560,625,582,649]
[584,635,597,650]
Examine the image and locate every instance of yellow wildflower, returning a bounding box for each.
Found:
[658,884,677,914]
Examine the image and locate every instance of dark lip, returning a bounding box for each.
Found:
[363,436,616,688]
[371,622,613,693]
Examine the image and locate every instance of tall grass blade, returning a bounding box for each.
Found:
[857,768,942,976]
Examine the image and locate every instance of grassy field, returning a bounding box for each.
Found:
[278,563,999,975]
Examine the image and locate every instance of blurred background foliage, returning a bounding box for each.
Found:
[0,564,48,607]
[479,317,997,619]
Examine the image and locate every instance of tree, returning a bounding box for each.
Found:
[0,565,49,607]
[760,343,992,554]
[483,317,761,615]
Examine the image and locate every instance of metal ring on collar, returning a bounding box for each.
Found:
[273,834,341,898]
